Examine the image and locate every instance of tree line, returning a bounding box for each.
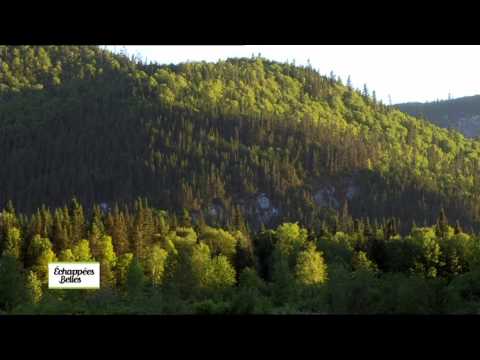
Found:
[1,199,480,314]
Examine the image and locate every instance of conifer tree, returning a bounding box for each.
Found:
[70,198,85,244]
[126,258,146,299]
[0,255,25,311]
[436,208,449,238]
[25,270,42,305]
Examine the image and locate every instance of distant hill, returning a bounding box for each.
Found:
[396,95,480,138]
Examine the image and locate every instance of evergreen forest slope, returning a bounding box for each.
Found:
[2,46,480,232]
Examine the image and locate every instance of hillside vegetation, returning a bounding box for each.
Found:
[1,200,480,314]
[2,46,480,313]
[1,46,480,233]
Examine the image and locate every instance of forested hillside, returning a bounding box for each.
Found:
[2,46,480,233]
[3,46,480,314]
[397,95,480,138]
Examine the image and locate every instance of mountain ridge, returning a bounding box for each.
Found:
[396,95,480,138]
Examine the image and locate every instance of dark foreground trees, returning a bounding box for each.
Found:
[1,199,480,314]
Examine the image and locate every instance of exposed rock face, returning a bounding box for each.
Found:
[257,206,280,225]
[205,198,226,222]
[254,193,279,225]
[193,180,359,229]
[314,178,359,209]
[314,186,339,209]
[257,193,270,210]
[345,178,359,200]
[190,209,202,224]
[236,193,280,229]
[99,202,110,213]
[208,204,219,217]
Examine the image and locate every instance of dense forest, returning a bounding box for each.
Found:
[2,46,480,313]
[397,95,480,138]
[2,199,480,314]
[2,46,480,233]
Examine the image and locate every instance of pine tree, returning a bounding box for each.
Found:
[2,227,22,259]
[384,218,396,241]
[126,258,146,299]
[363,84,369,98]
[181,208,192,227]
[436,208,449,238]
[88,222,103,260]
[25,270,42,305]
[109,207,129,256]
[70,198,85,244]
[454,220,462,234]
[52,212,70,253]
[0,255,25,311]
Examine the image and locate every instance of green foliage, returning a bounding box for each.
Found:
[59,249,75,262]
[28,235,57,282]
[2,227,22,258]
[100,259,116,289]
[408,227,442,278]
[3,45,480,313]
[97,235,116,266]
[193,299,232,315]
[327,264,382,314]
[229,267,272,314]
[0,255,25,311]
[239,266,266,290]
[271,247,298,305]
[233,231,256,274]
[1,46,480,242]
[275,223,308,268]
[295,243,328,285]
[397,95,480,138]
[72,239,93,262]
[445,269,480,313]
[316,231,354,267]
[199,226,237,261]
[378,273,436,314]
[25,270,42,305]
[145,244,168,287]
[205,255,236,290]
[352,251,378,273]
[439,231,472,277]
[116,253,134,289]
[2,197,480,314]
[189,242,214,290]
[126,258,145,299]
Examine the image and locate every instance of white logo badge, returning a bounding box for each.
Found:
[48,263,100,289]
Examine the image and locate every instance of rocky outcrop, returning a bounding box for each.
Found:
[204,198,226,223]
[314,185,339,209]
[191,178,359,228]
[345,179,359,200]
[314,177,359,209]
[253,193,280,225]
[99,202,110,213]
